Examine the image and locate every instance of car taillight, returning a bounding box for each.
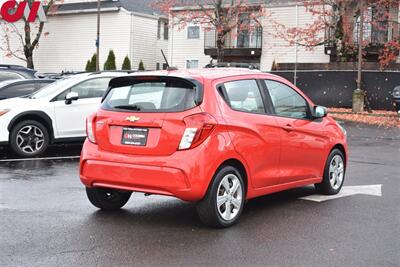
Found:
[178,113,217,150]
[86,113,97,144]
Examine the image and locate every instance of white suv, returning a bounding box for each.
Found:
[0,72,128,157]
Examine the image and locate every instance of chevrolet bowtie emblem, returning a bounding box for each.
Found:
[126,116,140,122]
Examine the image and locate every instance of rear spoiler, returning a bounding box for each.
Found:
[103,75,204,106]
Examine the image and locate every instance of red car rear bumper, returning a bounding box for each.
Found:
[80,140,213,201]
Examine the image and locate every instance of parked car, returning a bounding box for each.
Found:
[36,71,87,80]
[0,79,55,100]
[205,62,260,70]
[0,64,37,82]
[392,86,400,112]
[79,69,348,228]
[0,72,129,157]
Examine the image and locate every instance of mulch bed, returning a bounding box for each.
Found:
[329,108,400,128]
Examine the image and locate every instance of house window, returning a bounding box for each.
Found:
[162,63,168,70]
[157,21,161,39]
[164,22,169,40]
[353,8,373,44]
[353,7,389,44]
[186,60,199,69]
[156,63,160,70]
[188,26,200,39]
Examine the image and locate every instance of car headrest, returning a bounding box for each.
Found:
[135,102,156,110]
[228,86,249,102]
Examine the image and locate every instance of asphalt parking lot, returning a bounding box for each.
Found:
[1,123,399,267]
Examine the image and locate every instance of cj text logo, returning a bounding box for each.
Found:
[0,1,47,23]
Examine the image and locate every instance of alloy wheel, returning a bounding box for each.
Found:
[216,174,243,221]
[329,155,345,190]
[16,125,45,154]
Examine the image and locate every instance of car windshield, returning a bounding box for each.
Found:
[29,75,83,99]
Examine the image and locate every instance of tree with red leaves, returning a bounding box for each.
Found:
[274,0,399,112]
[380,39,400,66]
[154,0,265,63]
[0,0,61,69]
[274,0,399,67]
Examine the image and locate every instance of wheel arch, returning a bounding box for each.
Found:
[8,111,54,143]
[217,158,249,196]
[330,143,347,165]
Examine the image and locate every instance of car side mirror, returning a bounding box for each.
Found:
[313,105,328,119]
[65,92,79,105]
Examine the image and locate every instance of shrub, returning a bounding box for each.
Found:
[85,54,97,72]
[104,50,116,70]
[122,55,131,70]
[271,59,278,71]
[138,60,145,71]
[85,60,91,71]
[90,54,97,71]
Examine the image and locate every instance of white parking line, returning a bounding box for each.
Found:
[0,156,80,162]
[299,184,382,202]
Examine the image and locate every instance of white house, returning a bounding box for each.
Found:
[0,0,169,72]
[168,0,400,71]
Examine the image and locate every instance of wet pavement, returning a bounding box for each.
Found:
[0,143,82,160]
[1,123,399,266]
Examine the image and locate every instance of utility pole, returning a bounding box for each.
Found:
[357,0,364,91]
[294,3,299,86]
[353,0,365,112]
[96,0,101,71]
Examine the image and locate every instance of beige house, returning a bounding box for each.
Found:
[168,0,400,71]
[1,0,398,72]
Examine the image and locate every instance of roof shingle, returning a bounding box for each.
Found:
[56,0,160,15]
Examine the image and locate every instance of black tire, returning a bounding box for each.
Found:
[9,120,50,157]
[196,165,245,228]
[395,102,400,112]
[315,149,346,195]
[86,187,132,211]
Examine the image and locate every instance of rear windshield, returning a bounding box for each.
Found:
[102,79,197,112]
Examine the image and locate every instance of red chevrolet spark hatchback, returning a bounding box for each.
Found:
[80,69,347,228]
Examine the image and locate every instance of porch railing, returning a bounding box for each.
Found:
[204,27,263,49]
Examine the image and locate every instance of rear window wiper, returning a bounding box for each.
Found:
[113,105,142,111]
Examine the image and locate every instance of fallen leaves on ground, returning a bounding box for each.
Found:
[329,108,400,128]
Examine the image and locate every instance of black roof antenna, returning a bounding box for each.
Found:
[161,49,178,71]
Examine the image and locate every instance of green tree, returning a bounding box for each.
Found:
[138,60,145,71]
[85,54,97,72]
[271,59,278,71]
[122,55,132,70]
[104,50,116,70]
[85,60,91,71]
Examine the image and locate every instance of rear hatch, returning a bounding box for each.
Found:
[94,76,203,156]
